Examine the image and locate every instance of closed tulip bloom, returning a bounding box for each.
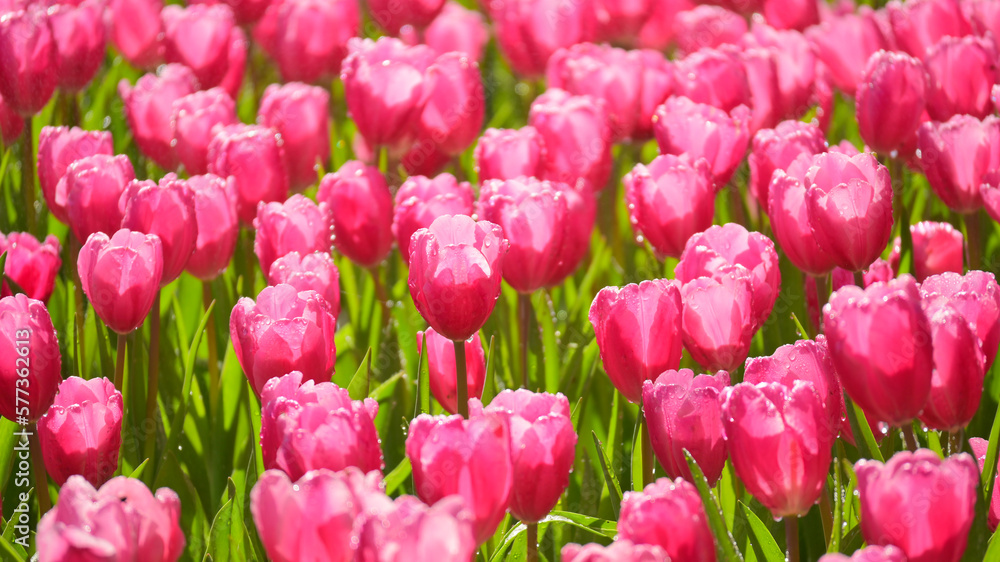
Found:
[918,300,985,431]
[592,0,652,42]
[739,46,783,133]
[910,220,963,282]
[356,495,477,562]
[888,0,972,60]
[417,328,486,415]
[0,6,57,116]
[218,26,247,100]
[618,477,717,562]
[768,162,838,276]
[254,194,331,280]
[208,124,290,225]
[490,0,597,77]
[478,390,577,523]
[107,0,164,69]
[638,0,696,49]
[562,541,669,562]
[121,177,199,286]
[258,0,361,83]
[921,270,1000,369]
[925,35,998,120]
[393,173,474,265]
[546,184,596,284]
[623,155,716,259]
[119,64,200,171]
[856,450,977,562]
[681,271,757,372]
[65,154,135,243]
[823,276,933,426]
[418,52,484,156]
[369,0,444,34]
[643,369,729,485]
[171,88,238,176]
[38,377,122,487]
[762,0,818,30]
[748,120,826,206]
[230,284,337,396]
[185,174,238,281]
[589,280,683,403]
[317,161,394,268]
[0,232,61,302]
[48,0,105,92]
[674,6,747,54]
[162,4,236,91]
[742,23,816,121]
[408,215,508,341]
[806,9,889,94]
[37,476,185,562]
[259,83,330,190]
[818,546,908,562]
[0,92,22,145]
[969,437,1000,532]
[856,51,928,155]
[653,96,751,187]
[0,294,60,423]
[918,115,1000,213]
[422,2,489,60]
[38,126,113,223]
[78,229,163,334]
[406,413,513,545]
[190,0,271,24]
[673,48,753,115]
[251,468,381,562]
[474,127,545,182]
[635,50,674,141]
[528,88,612,192]
[268,251,340,317]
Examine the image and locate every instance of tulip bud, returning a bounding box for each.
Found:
[767,160,838,276]
[417,328,485,415]
[255,0,360,83]
[107,0,164,69]
[268,251,340,317]
[674,6,747,54]
[529,88,613,192]
[910,220,963,282]
[806,9,889,94]
[672,48,752,113]
[474,127,545,182]
[121,177,199,286]
[0,294,61,423]
[681,270,757,372]
[162,4,237,91]
[589,280,683,403]
[592,0,653,42]
[0,232,61,303]
[48,0,106,92]
[888,0,972,60]
[119,64,201,171]
[925,35,998,121]
[653,96,751,187]
[818,546,908,562]
[184,174,238,281]
[208,124,290,225]
[393,174,474,265]
[856,450,978,562]
[490,0,598,77]
[562,541,670,562]
[171,88,238,175]
[316,161,394,269]
[0,6,58,116]
[618,477,717,562]
[917,299,985,431]
[921,270,1000,370]
[39,377,123,487]
[254,194,331,281]
[918,115,1000,214]
[739,46,782,133]
[357,495,477,562]
[37,126,114,224]
[418,52,484,156]
[969,437,1000,532]
[856,51,928,155]
[742,22,816,120]
[191,0,270,24]
[0,93,22,146]
[747,120,826,208]
[259,83,330,190]
[218,27,247,100]
[369,0,444,34]
[65,154,136,243]
[421,2,489,60]
[79,229,163,334]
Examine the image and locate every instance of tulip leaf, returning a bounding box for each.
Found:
[348,347,372,401]
[369,371,404,402]
[591,431,623,518]
[0,252,6,278]
[983,398,1000,502]
[828,447,842,553]
[129,458,149,480]
[490,512,616,561]
[983,530,1000,561]
[205,478,239,562]
[839,525,864,554]
[0,533,24,562]
[482,334,496,405]
[607,390,620,468]
[740,503,784,562]
[844,396,883,463]
[631,414,643,492]
[546,511,617,539]
[383,457,411,495]
[414,332,429,417]
[534,292,559,393]
[683,450,744,562]
[789,312,809,340]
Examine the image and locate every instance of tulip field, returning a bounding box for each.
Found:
[4,0,1000,560]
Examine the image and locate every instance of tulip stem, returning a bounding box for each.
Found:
[114,333,127,391]
[526,522,538,562]
[29,426,50,516]
[203,281,220,418]
[785,516,799,562]
[962,212,982,271]
[640,410,654,488]
[519,292,531,389]
[902,424,919,452]
[819,483,833,544]
[143,291,161,464]
[243,231,256,295]
[948,429,964,457]
[70,233,86,378]
[454,339,468,418]
[19,119,35,235]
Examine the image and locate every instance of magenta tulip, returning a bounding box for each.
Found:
[268,251,340,317]
[925,35,998,120]
[207,124,290,225]
[185,174,238,281]
[119,64,200,171]
[674,6,747,54]
[653,96,751,187]
[421,2,489,60]
[0,93,22,145]
[258,83,330,190]
[393,173,474,265]
[818,546,908,562]
[191,0,270,24]
[917,114,1000,213]
[317,161,394,268]
[592,0,653,42]
[747,120,826,205]
[107,0,164,69]
[528,88,613,192]
[474,127,545,182]
[635,50,674,141]
[680,270,757,372]
[37,126,113,224]
[0,294,60,423]
[921,270,1000,370]
[257,0,360,83]
[489,0,597,77]
[417,328,486,415]
[805,8,889,94]
[121,177,198,286]
[910,220,963,282]
[0,232,61,302]
[171,88,238,175]
[888,0,972,60]
[761,0,818,30]
[356,495,477,562]
[742,22,817,121]
[767,160,838,276]
[78,229,163,334]
[253,194,331,281]
[739,46,782,133]
[562,541,670,562]
[618,477,717,562]
[64,154,135,243]
[368,0,445,34]
[416,52,484,157]
[0,6,58,116]
[48,0,105,92]
[969,437,1000,532]
[917,299,985,431]
[856,51,928,155]
[671,47,752,114]
[162,4,237,90]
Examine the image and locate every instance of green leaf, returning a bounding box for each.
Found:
[546,511,616,539]
[205,479,237,562]
[983,397,1000,502]
[740,503,784,562]
[129,458,149,480]
[0,533,24,562]
[683,450,744,562]
[348,347,372,400]
[591,431,622,518]
[384,457,412,495]
[631,414,642,492]
[845,396,883,463]
[481,334,496,404]
[415,333,430,416]
[535,292,559,393]
[829,446,842,553]
[983,530,1000,561]
[789,312,809,340]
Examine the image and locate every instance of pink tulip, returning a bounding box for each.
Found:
[545,183,596,284]
[38,377,122,487]
[562,541,670,562]
[681,270,757,372]
[65,154,135,243]
[406,413,513,545]
[254,194,331,281]
[637,0,695,49]
[925,35,998,120]
[268,251,340,317]
[672,48,753,116]
[251,468,382,562]
[208,124,290,225]
[767,161,838,277]
[745,23,817,119]
[917,298,985,431]
[0,6,57,116]
[48,0,105,92]
[762,0,818,29]
[477,390,577,523]
[910,220,963,282]
[417,328,486,415]
[674,6,747,54]
[888,0,972,59]
[748,120,826,205]
[256,0,361,83]
[171,88,238,176]
[921,270,1000,369]
[675,223,781,326]
[121,177,198,286]
[230,284,337,395]
[0,232,61,302]
[738,46,784,133]
[969,437,1000,532]
[37,476,185,562]
[185,174,238,281]
[723,381,835,518]
[592,0,652,42]
[119,64,200,171]
[856,51,928,155]
[818,546,908,562]
[357,495,477,562]
[421,2,489,60]
[0,93,22,145]
[806,8,889,94]
[589,280,683,403]
[107,0,163,69]
[964,0,1000,38]
[0,294,60,423]
[417,52,485,156]
[190,0,271,24]
[393,173,474,265]
[162,4,237,90]
[474,127,545,182]
[408,215,508,342]
[618,477,717,562]
[635,50,674,141]
[529,88,613,192]
[78,229,163,334]
[489,0,597,77]
[643,369,729,485]
[823,275,933,426]
[918,114,1000,214]
[856,450,977,562]
[316,161,394,268]
[218,26,247,99]
[37,126,113,224]
[653,96,751,187]
[259,83,330,190]
[368,0,444,34]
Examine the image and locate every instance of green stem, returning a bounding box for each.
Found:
[203,282,220,418]
[243,230,256,296]
[29,426,50,516]
[819,483,833,544]
[20,119,35,235]
[963,212,982,271]
[455,339,468,418]
[114,333,127,391]
[526,522,538,562]
[641,410,654,488]
[70,233,86,378]
[902,424,919,452]
[519,292,531,389]
[786,516,800,562]
[143,291,161,463]
[949,429,964,457]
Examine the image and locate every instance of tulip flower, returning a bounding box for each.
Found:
[393,174,474,264]
[230,284,337,396]
[739,46,783,133]
[185,174,238,281]
[562,541,670,562]
[968,437,1000,532]
[64,154,135,243]
[924,35,999,120]
[910,221,963,282]
[528,88,613,192]
[917,115,1000,214]
[856,51,928,155]
[489,0,598,77]
[417,328,486,415]
[48,0,105,93]
[747,120,826,205]
[473,127,545,182]
[255,0,361,83]
[191,0,270,24]
[674,6,747,54]
[417,52,485,157]
[635,50,674,141]
[218,27,247,99]
[917,299,985,431]
[37,126,113,224]
[921,270,1000,370]
[0,6,58,116]
[37,476,185,562]
[855,450,978,562]
[208,124,290,225]
[368,0,444,34]
[623,155,716,259]
[592,0,652,42]
[680,270,757,372]
[250,468,381,562]
[0,294,61,423]
[0,93,22,145]
[78,229,163,335]
[653,96,751,187]
[818,546,908,562]
[761,0,817,30]
[162,4,237,90]
[642,369,729,485]
[119,64,200,171]
[38,377,123,487]
[258,83,330,190]
[767,160,838,277]
[408,215,508,342]
[253,194,331,280]
[0,232,61,302]
[317,161,394,269]
[618,477,717,562]
[121,177,199,286]
[823,275,933,426]
[356,495,477,562]
[171,88,238,176]
[741,22,816,121]
[805,8,889,94]
[421,2,489,60]
[406,413,513,545]
[259,372,383,480]
[476,390,577,523]
[671,47,752,114]
[107,0,164,69]
[268,251,341,317]
[888,0,972,60]
[589,280,683,403]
